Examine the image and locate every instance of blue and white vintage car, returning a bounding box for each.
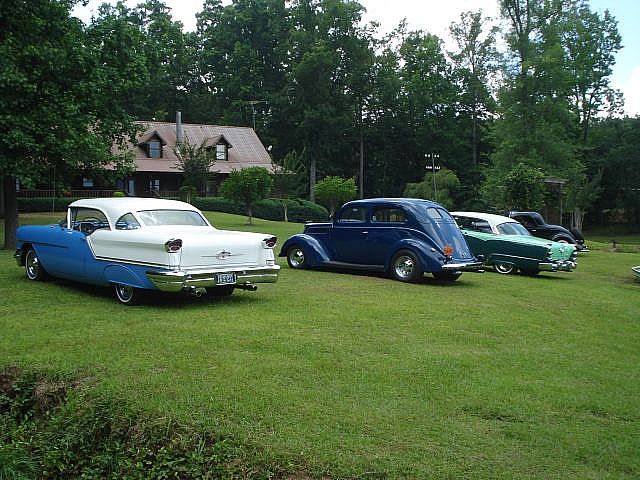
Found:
[279,198,483,282]
[14,198,280,304]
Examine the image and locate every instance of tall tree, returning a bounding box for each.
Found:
[562,1,622,144]
[449,10,500,166]
[0,0,139,249]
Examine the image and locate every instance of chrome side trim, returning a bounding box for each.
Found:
[146,265,280,292]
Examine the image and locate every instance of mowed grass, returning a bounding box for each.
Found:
[1,212,639,478]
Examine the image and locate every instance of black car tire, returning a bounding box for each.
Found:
[494,262,515,275]
[390,249,422,283]
[286,246,307,269]
[114,283,141,305]
[25,248,47,281]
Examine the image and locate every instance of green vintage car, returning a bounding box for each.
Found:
[452,212,577,275]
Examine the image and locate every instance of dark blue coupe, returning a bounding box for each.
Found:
[279,198,483,282]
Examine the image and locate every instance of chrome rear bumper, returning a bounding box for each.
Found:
[441,261,484,273]
[146,265,280,293]
[539,260,576,272]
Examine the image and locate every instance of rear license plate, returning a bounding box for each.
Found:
[217,272,236,285]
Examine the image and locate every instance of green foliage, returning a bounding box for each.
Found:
[219,167,273,224]
[16,198,78,214]
[503,162,547,211]
[314,176,357,216]
[403,168,461,209]
[112,191,126,197]
[173,137,217,193]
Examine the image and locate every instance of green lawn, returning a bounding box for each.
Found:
[1,212,639,478]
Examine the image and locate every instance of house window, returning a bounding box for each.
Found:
[149,179,160,192]
[216,144,227,160]
[82,178,94,188]
[148,140,162,158]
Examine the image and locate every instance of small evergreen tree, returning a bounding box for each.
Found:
[219,167,273,225]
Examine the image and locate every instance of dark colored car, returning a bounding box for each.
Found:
[279,198,483,282]
[507,211,588,251]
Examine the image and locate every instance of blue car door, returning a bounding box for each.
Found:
[331,205,375,264]
[34,225,88,280]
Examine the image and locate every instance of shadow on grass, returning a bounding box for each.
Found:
[29,277,258,309]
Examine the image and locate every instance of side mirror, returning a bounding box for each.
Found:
[58,218,67,228]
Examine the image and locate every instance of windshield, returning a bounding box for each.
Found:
[136,209,208,226]
[497,222,531,236]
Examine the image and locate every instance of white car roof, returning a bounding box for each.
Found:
[69,197,200,222]
[450,211,521,229]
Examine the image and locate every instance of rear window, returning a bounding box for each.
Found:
[136,209,208,226]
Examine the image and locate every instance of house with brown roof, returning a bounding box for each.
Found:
[117,115,274,197]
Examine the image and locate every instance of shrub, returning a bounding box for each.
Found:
[112,191,126,197]
[17,197,79,213]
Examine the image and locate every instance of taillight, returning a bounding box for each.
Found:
[443,244,454,257]
[262,236,277,249]
[165,238,183,253]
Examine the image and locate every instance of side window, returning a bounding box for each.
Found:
[70,207,110,234]
[515,216,533,228]
[454,216,472,229]
[372,207,406,223]
[115,213,141,230]
[338,207,367,223]
[471,219,492,233]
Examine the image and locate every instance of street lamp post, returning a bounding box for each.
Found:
[425,153,440,202]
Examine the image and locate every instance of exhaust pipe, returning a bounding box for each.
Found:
[186,286,206,297]
[236,284,258,292]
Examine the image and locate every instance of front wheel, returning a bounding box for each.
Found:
[494,262,515,275]
[286,246,307,269]
[25,248,47,281]
[390,250,422,283]
[114,283,141,305]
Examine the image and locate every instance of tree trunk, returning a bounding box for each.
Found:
[309,155,316,203]
[3,175,18,250]
[247,206,253,225]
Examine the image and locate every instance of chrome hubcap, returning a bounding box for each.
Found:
[289,249,305,267]
[495,263,514,274]
[26,252,39,279]
[394,256,415,279]
[116,285,133,301]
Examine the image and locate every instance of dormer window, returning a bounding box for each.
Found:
[216,144,227,160]
[149,140,162,158]
[138,130,167,159]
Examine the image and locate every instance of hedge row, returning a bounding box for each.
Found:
[192,197,329,223]
[17,196,329,223]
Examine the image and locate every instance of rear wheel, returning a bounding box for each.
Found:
[390,250,422,283]
[286,246,307,269]
[114,284,141,305]
[494,262,515,275]
[25,248,47,281]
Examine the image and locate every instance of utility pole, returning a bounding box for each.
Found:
[425,153,440,202]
